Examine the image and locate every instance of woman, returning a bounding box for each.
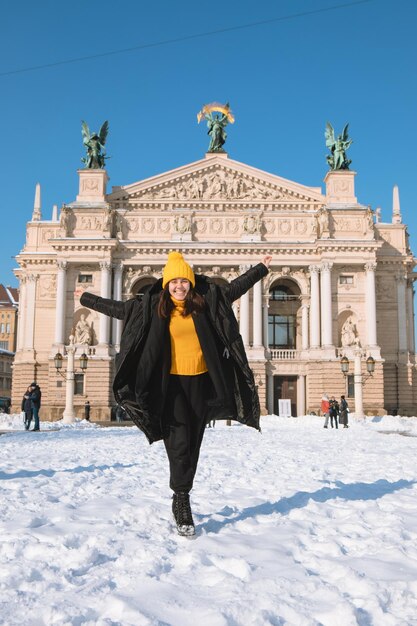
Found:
[80,251,271,536]
[321,394,330,429]
[21,386,33,431]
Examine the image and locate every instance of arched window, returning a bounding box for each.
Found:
[268,281,301,349]
[131,278,157,298]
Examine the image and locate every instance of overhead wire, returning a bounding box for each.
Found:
[0,0,375,78]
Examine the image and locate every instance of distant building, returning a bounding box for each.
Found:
[11,151,417,419]
[0,349,13,404]
[0,284,18,352]
[0,285,18,403]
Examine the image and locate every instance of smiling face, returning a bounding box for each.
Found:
[168,278,191,301]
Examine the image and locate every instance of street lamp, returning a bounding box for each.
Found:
[54,335,88,423]
[340,350,375,419]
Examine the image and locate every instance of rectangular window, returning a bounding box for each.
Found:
[268,314,296,349]
[0,323,4,333]
[78,274,93,284]
[340,275,354,285]
[347,374,355,398]
[74,373,84,395]
[0,341,8,349]
[6,324,10,333]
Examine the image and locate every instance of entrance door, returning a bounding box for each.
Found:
[274,376,297,417]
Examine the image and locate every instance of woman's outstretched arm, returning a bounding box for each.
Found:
[80,292,126,320]
[226,256,272,303]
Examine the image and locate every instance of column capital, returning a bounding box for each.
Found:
[396,272,407,283]
[99,260,112,272]
[308,264,320,275]
[364,261,377,272]
[320,261,333,272]
[239,264,250,273]
[56,260,68,271]
[112,261,124,273]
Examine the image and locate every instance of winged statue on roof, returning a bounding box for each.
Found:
[325,122,352,171]
[81,120,109,169]
[197,102,235,153]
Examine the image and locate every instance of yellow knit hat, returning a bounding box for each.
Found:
[162,251,195,288]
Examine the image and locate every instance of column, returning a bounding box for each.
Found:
[407,280,415,353]
[16,276,27,351]
[301,303,309,350]
[267,373,274,414]
[263,294,270,352]
[239,265,250,346]
[55,260,68,345]
[309,265,320,348]
[62,336,76,423]
[252,279,263,348]
[353,348,364,418]
[297,375,306,416]
[320,262,333,348]
[99,261,112,345]
[365,262,377,347]
[112,262,123,350]
[24,274,37,350]
[397,274,408,352]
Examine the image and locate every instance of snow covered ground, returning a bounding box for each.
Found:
[1,413,417,626]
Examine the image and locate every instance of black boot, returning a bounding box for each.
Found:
[172,492,195,537]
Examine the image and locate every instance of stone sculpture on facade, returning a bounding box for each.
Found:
[317,207,330,238]
[325,122,352,170]
[197,103,235,152]
[74,314,92,345]
[243,214,262,235]
[81,120,109,169]
[341,317,358,347]
[59,206,74,237]
[173,214,191,235]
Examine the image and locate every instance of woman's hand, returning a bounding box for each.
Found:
[262,255,272,268]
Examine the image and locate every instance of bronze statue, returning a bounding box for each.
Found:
[325,122,352,170]
[81,120,109,169]
[197,103,235,152]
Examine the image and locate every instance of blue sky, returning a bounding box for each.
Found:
[0,0,416,286]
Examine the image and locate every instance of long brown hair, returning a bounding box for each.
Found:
[158,285,205,318]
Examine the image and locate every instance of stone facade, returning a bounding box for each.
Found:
[12,153,417,419]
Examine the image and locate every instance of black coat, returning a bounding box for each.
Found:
[80,263,268,443]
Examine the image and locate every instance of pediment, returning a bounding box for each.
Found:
[108,155,324,205]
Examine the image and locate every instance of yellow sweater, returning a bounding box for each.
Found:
[169,298,208,375]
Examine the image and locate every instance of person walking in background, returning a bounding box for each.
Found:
[80,251,271,537]
[84,400,91,421]
[340,395,349,428]
[329,396,339,429]
[321,394,330,428]
[29,383,41,431]
[21,386,33,431]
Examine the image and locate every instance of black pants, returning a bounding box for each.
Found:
[330,413,339,428]
[163,373,211,493]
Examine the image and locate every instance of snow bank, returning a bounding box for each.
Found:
[1,413,417,624]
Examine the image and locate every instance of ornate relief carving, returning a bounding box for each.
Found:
[158,218,170,233]
[226,219,239,234]
[142,218,155,233]
[243,214,261,234]
[210,218,223,234]
[39,274,57,299]
[295,219,307,235]
[82,178,99,192]
[264,219,275,234]
[279,219,292,235]
[194,218,207,233]
[136,169,298,202]
[317,208,330,238]
[173,214,191,234]
[128,218,140,233]
[79,216,102,231]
